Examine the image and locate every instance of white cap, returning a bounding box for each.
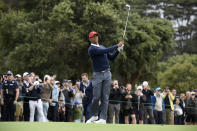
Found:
[143,81,148,87]
[137,86,143,90]
[191,92,195,95]
[23,72,29,77]
[34,81,40,86]
[55,81,60,84]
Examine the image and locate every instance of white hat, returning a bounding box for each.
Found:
[137,86,143,90]
[34,81,40,86]
[16,74,21,78]
[191,92,195,95]
[143,81,148,87]
[23,72,29,78]
[44,75,51,82]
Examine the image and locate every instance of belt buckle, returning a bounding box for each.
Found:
[101,69,108,72]
[101,70,105,73]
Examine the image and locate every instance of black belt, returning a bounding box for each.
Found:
[30,99,40,101]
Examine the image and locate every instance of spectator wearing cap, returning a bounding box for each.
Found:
[28,81,45,122]
[41,75,53,121]
[61,79,74,122]
[163,87,175,125]
[187,91,197,125]
[86,31,124,124]
[15,74,24,121]
[1,71,19,121]
[152,87,165,124]
[107,80,123,124]
[22,72,32,121]
[142,81,155,124]
[135,86,146,124]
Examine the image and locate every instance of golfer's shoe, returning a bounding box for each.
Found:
[86,116,98,123]
[94,119,106,124]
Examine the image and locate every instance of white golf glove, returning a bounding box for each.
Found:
[118,45,124,52]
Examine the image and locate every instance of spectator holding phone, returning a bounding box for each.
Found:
[163,87,175,124]
[107,80,122,124]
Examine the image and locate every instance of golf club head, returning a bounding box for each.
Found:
[125,4,130,11]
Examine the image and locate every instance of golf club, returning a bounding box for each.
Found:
[118,4,130,51]
[123,4,131,41]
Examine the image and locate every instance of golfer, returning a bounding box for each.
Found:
[86,31,124,124]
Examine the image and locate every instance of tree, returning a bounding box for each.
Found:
[157,54,197,93]
[0,0,175,83]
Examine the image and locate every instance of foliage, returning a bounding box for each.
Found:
[157,54,197,93]
[0,0,175,83]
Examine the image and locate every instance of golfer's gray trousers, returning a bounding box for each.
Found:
[91,71,112,120]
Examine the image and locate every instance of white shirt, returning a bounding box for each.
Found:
[91,43,100,47]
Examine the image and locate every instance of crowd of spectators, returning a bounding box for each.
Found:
[0,71,197,125]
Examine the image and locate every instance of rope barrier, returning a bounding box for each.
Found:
[1,95,196,110]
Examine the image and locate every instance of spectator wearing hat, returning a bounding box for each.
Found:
[22,72,32,121]
[28,81,45,122]
[80,73,93,122]
[86,31,124,124]
[152,87,165,124]
[187,91,197,125]
[15,74,24,121]
[135,86,146,124]
[107,80,123,124]
[1,71,19,121]
[163,87,175,125]
[142,81,155,124]
[61,79,74,122]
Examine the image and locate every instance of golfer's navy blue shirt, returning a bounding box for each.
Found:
[88,43,119,72]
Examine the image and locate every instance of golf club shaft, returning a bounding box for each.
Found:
[123,10,130,41]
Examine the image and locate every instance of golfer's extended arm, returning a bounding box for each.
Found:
[91,45,118,55]
[107,51,119,61]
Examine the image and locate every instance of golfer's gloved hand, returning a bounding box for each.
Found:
[118,45,124,52]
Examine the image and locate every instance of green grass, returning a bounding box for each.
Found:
[0,122,196,131]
